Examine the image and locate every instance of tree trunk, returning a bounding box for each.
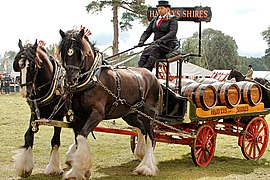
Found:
[112,5,119,60]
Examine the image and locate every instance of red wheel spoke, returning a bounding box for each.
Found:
[257,124,266,134]
[255,142,261,154]
[195,146,202,156]
[253,142,257,158]
[245,141,253,155]
[246,130,254,137]
[197,149,203,162]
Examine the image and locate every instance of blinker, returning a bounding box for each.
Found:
[67,48,74,56]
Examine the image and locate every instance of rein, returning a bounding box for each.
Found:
[27,60,63,105]
[67,52,103,92]
[105,43,151,61]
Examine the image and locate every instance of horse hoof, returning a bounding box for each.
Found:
[84,170,91,179]
[20,170,32,178]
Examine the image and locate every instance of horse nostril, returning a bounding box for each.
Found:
[73,77,78,83]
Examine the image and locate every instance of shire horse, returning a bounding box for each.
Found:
[59,28,163,179]
[13,40,66,177]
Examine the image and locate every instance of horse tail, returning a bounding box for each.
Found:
[156,81,163,114]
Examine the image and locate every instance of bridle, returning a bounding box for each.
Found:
[18,47,47,98]
[61,36,86,73]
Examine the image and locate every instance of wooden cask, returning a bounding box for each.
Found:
[236,81,262,106]
[211,82,241,108]
[181,83,217,110]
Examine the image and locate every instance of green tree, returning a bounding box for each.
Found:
[86,0,148,56]
[262,25,270,57]
[181,28,238,70]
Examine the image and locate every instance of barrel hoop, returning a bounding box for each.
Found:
[199,85,207,109]
[223,84,233,108]
[191,83,201,104]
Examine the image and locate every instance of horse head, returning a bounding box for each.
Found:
[13,39,54,98]
[59,28,96,86]
[227,69,245,82]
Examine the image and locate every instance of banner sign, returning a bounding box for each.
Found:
[147,6,212,22]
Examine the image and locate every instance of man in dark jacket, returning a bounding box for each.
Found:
[137,0,178,71]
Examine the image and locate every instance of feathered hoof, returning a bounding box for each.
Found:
[44,166,63,176]
[63,169,91,180]
[133,165,157,176]
[84,170,91,179]
[19,170,32,178]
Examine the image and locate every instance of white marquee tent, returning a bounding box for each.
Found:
[169,62,212,79]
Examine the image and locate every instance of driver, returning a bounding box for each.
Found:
[137,0,178,71]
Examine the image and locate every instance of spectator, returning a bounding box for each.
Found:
[246,64,253,80]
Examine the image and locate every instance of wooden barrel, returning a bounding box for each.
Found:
[196,78,219,84]
[236,81,262,106]
[181,82,217,110]
[211,82,241,108]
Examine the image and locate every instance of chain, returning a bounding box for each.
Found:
[94,76,126,104]
[94,76,195,138]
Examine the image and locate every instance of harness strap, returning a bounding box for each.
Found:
[107,70,122,116]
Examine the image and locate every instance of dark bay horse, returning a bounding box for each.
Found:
[227,69,246,82]
[13,40,67,177]
[227,69,270,86]
[59,28,163,179]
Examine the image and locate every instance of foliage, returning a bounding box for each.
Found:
[85,0,148,56]
[262,25,270,57]
[181,28,238,70]
[86,0,148,31]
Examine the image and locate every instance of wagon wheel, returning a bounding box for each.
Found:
[191,124,216,166]
[130,135,156,154]
[130,135,137,153]
[240,116,269,160]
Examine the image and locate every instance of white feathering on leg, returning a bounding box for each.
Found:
[134,130,146,160]
[13,147,34,178]
[134,135,158,176]
[65,142,77,167]
[44,145,63,175]
[64,135,92,179]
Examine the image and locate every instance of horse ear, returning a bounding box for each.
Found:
[33,39,38,50]
[59,29,66,38]
[79,28,84,39]
[18,39,23,50]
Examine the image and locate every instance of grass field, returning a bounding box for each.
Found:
[1,93,270,179]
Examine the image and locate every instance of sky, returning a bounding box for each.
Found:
[0,0,269,58]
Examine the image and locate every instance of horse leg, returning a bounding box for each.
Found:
[65,141,77,169]
[134,129,146,160]
[133,134,157,176]
[122,114,146,160]
[44,126,64,175]
[65,130,79,170]
[133,116,157,176]
[63,135,92,180]
[13,125,34,178]
[63,108,102,180]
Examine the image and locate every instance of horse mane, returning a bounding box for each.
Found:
[24,44,53,70]
[58,30,97,59]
